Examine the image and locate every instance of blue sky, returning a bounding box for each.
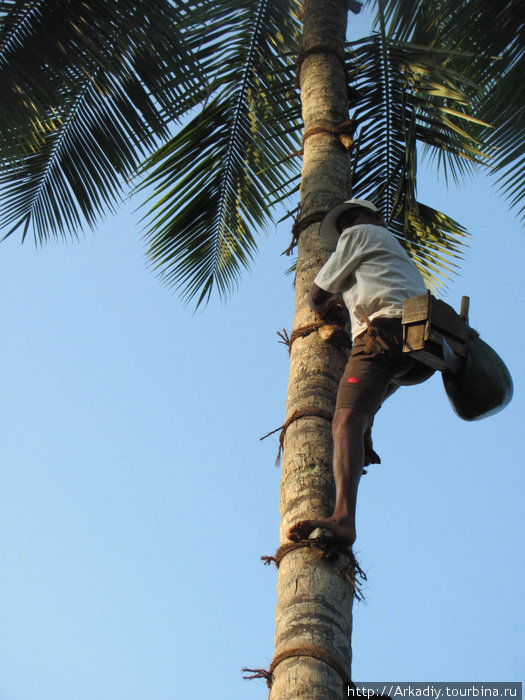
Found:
[2,169,523,700]
[1,10,524,700]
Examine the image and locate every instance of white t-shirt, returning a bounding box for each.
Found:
[314,223,427,339]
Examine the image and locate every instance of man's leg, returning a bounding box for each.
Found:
[287,321,404,545]
[287,406,369,545]
[364,381,399,466]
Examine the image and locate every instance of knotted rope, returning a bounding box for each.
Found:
[363,315,391,354]
[288,119,358,161]
[276,309,350,354]
[289,209,328,246]
[302,118,357,150]
[260,407,333,465]
[261,537,366,601]
[244,538,370,694]
[283,209,328,256]
[243,643,353,689]
[277,322,323,350]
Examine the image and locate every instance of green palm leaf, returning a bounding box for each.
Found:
[379,0,525,221]
[346,32,485,289]
[0,0,205,241]
[140,0,302,306]
[2,0,519,305]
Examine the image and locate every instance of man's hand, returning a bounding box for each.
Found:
[308,283,344,320]
[317,296,342,320]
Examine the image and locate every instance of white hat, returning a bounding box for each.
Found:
[319,199,379,242]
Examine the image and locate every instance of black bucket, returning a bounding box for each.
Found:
[442,336,513,421]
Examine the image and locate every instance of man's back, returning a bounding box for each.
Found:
[314,223,426,338]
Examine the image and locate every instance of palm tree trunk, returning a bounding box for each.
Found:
[270,1,356,698]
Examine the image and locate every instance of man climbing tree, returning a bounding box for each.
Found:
[288,199,435,547]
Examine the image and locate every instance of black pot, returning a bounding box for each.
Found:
[442,336,513,421]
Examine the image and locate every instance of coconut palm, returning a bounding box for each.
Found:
[0,1,523,698]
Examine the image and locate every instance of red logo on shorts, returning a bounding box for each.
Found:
[347,377,360,384]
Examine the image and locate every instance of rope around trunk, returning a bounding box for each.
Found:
[243,643,352,689]
[277,308,350,354]
[260,407,334,465]
[288,119,358,160]
[261,537,366,601]
[250,502,369,689]
[283,209,328,255]
[302,119,356,150]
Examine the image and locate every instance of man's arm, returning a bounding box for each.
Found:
[308,283,342,319]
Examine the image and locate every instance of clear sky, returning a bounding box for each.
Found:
[1,11,524,700]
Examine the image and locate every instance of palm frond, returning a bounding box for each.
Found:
[140,0,302,306]
[346,33,484,288]
[0,0,205,241]
[379,0,525,222]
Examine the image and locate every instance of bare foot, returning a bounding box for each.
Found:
[287,516,356,545]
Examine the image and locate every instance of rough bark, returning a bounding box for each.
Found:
[270,1,355,698]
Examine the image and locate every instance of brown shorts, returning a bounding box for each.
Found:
[336,318,434,414]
